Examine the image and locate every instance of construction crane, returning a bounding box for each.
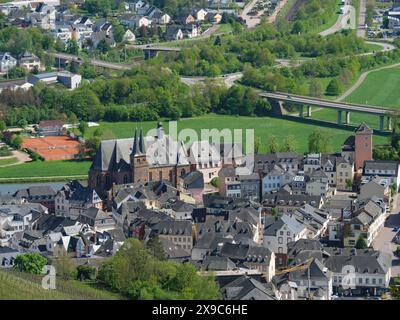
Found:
[275,257,315,300]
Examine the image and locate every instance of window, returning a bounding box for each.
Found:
[278,237,283,244]
[149,172,153,181]
[280,231,284,235]
[366,278,369,284]
[278,247,283,253]
[159,171,162,181]
[123,175,128,184]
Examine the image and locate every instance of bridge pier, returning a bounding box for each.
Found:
[299,105,304,118]
[387,116,392,131]
[144,50,158,60]
[337,110,342,125]
[307,106,312,117]
[379,115,385,131]
[345,111,350,124]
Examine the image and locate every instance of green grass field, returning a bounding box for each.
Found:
[0,160,91,179]
[344,67,400,108]
[0,157,18,167]
[0,115,388,181]
[308,108,389,132]
[0,270,123,300]
[86,115,387,154]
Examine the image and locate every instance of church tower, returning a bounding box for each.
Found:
[354,123,373,172]
[131,128,149,183]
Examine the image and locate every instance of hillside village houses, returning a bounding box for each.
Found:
[0,120,398,299]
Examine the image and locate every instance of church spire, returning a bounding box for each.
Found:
[139,128,145,154]
[132,128,140,155]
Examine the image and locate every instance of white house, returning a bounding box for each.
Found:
[0,52,17,74]
[263,214,307,256]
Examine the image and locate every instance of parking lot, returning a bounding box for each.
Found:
[372,195,400,278]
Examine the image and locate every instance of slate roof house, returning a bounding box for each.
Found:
[324,247,391,296]
[221,275,277,300]
[14,186,56,213]
[55,180,102,220]
[154,220,193,253]
[219,242,275,281]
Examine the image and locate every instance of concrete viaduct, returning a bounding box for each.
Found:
[260,92,394,131]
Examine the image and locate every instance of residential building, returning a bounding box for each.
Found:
[0,52,17,74]
[155,220,193,253]
[18,50,42,72]
[263,214,307,265]
[14,186,56,213]
[55,180,103,220]
[324,247,391,296]
[343,198,386,247]
[362,160,400,188]
[218,167,240,198]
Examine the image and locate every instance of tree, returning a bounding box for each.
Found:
[77,265,97,281]
[271,207,278,217]
[254,136,261,154]
[14,253,47,274]
[10,134,23,149]
[268,136,278,153]
[345,178,353,190]
[113,23,125,43]
[309,78,323,98]
[78,121,88,136]
[66,39,79,55]
[308,129,331,153]
[326,78,343,96]
[52,255,76,280]
[280,135,296,152]
[0,120,6,132]
[355,235,368,249]
[391,183,398,197]
[210,177,220,188]
[146,236,166,261]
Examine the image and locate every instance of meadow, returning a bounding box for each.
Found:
[343,67,400,109]
[0,160,91,180]
[0,115,388,181]
[86,114,387,153]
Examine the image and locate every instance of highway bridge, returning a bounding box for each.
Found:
[51,52,133,71]
[260,91,394,131]
[125,45,182,59]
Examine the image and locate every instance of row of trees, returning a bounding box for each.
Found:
[0,65,270,126]
[158,23,369,77]
[98,238,221,300]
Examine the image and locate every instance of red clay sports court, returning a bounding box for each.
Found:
[22,136,81,161]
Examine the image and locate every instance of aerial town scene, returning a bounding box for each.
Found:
[0,0,400,303]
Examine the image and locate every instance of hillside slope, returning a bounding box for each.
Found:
[0,270,123,300]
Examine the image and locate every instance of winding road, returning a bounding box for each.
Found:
[319,1,355,36]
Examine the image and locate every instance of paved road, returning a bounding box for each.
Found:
[240,0,261,28]
[319,2,354,36]
[52,52,133,70]
[372,195,400,278]
[268,0,289,23]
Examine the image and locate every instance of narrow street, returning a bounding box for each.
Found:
[372,195,400,278]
